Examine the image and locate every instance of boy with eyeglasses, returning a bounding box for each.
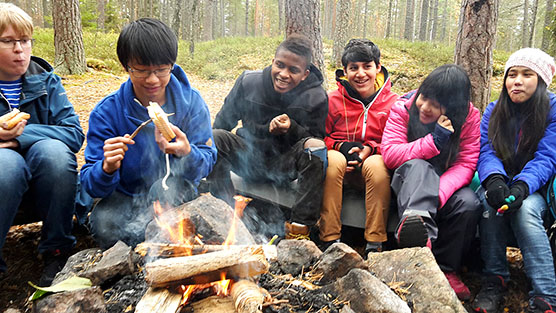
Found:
[0,3,85,286]
[80,18,216,249]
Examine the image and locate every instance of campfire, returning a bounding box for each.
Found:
[134,196,273,312]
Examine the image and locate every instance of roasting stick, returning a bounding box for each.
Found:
[162,153,170,190]
[128,113,175,140]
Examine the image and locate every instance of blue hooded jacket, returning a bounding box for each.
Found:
[0,56,84,153]
[478,92,556,194]
[80,64,216,198]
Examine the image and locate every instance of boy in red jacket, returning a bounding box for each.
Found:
[319,39,398,254]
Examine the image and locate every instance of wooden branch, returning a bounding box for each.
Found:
[231,280,268,313]
[134,287,182,313]
[135,242,277,261]
[190,295,235,313]
[145,246,269,287]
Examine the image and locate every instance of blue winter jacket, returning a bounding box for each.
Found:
[478,92,556,194]
[0,56,84,153]
[80,65,217,198]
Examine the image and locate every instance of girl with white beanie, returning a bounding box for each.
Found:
[473,48,556,313]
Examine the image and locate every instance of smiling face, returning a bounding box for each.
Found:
[127,61,172,106]
[415,94,445,124]
[345,61,381,99]
[270,49,310,94]
[0,25,31,81]
[505,66,539,104]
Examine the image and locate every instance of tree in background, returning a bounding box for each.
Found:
[541,0,554,52]
[52,0,87,74]
[454,0,498,111]
[332,0,350,68]
[285,0,327,88]
[404,0,415,40]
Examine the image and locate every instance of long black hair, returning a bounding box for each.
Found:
[488,72,549,175]
[407,64,471,172]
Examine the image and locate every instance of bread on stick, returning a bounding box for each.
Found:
[147,102,175,141]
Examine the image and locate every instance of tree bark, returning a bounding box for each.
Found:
[333,0,350,68]
[171,0,181,37]
[454,0,498,111]
[97,0,105,32]
[204,0,214,40]
[386,0,394,37]
[430,0,439,40]
[220,0,225,37]
[363,0,370,38]
[418,0,430,40]
[52,0,86,75]
[541,0,554,51]
[245,0,249,36]
[440,0,448,41]
[285,0,327,89]
[522,0,529,47]
[278,0,284,34]
[404,0,415,40]
[527,0,538,46]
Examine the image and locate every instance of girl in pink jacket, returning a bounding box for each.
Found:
[381,64,481,301]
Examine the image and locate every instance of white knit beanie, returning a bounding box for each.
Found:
[504,48,556,86]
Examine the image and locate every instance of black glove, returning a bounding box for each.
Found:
[339,142,363,162]
[505,181,529,213]
[484,174,510,209]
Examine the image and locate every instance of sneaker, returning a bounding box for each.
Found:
[471,275,507,313]
[284,222,310,240]
[396,214,428,248]
[528,297,556,313]
[444,271,471,301]
[39,249,71,287]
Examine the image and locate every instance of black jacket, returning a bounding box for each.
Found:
[213,64,328,156]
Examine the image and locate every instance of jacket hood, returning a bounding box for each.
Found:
[25,56,53,76]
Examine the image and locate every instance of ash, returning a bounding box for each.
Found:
[103,271,148,313]
[258,262,343,313]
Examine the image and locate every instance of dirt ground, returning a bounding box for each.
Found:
[0,69,532,312]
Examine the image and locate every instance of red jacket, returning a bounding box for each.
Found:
[325,68,398,154]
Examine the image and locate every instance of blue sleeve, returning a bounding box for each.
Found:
[17,74,84,152]
[80,104,121,198]
[477,100,507,183]
[171,91,217,185]
[514,96,556,193]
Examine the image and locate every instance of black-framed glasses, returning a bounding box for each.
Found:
[127,65,173,78]
[0,38,34,49]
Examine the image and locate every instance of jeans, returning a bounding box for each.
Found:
[0,139,78,272]
[89,176,197,249]
[478,187,556,303]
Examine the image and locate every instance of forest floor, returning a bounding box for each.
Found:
[0,69,531,312]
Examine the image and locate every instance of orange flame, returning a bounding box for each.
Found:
[153,201,199,250]
[222,195,252,247]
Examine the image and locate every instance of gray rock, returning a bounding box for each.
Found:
[53,248,103,285]
[340,305,356,313]
[367,247,466,313]
[277,240,322,275]
[32,286,106,313]
[81,241,137,285]
[4,309,22,313]
[325,268,411,313]
[313,243,366,284]
[145,194,256,245]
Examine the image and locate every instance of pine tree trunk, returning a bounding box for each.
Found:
[418,0,429,40]
[97,0,105,31]
[204,0,213,40]
[527,0,538,46]
[404,0,414,40]
[430,0,439,40]
[130,0,135,22]
[171,0,181,37]
[220,0,225,37]
[52,0,86,75]
[541,0,554,51]
[386,0,394,37]
[454,0,498,111]
[333,0,350,68]
[189,0,199,56]
[440,0,447,41]
[245,0,249,36]
[522,0,529,47]
[42,0,50,27]
[285,0,328,89]
[364,0,370,38]
[278,0,284,34]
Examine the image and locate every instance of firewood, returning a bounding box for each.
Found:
[135,242,277,261]
[145,246,269,287]
[231,280,269,313]
[134,287,182,313]
[190,295,235,312]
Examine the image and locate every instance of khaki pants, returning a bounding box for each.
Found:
[319,150,391,242]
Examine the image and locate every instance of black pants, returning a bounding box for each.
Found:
[391,159,481,272]
[207,129,325,226]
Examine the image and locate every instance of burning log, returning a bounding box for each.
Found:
[135,287,182,313]
[135,242,277,261]
[145,246,269,287]
[231,280,269,313]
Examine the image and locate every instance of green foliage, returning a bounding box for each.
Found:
[178,36,283,81]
